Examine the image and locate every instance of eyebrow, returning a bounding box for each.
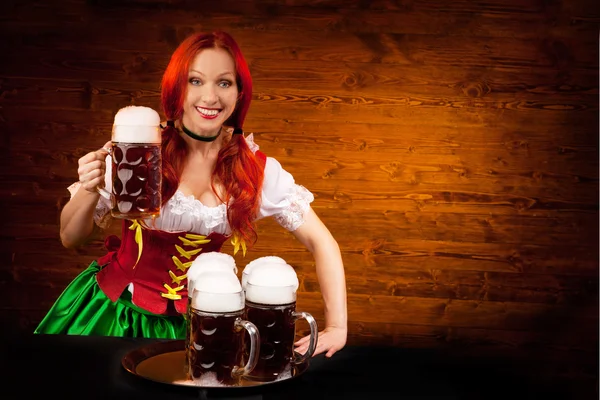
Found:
[189,70,235,78]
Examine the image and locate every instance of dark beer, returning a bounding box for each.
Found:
[185,273,260,386]
[243,300,296,382]
[110,142,161,219]
[242,275,316,383]
[105,106,162,220]
[187,308,245,386]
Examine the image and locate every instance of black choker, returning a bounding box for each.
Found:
[181,124,222,142]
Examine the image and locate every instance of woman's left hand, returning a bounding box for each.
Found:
[294,326,347,358]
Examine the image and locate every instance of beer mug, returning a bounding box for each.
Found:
[243,265,318,382]
[98,105,162,219]
[187,271,260,386]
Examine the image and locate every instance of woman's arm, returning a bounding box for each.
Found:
[291,207,348,357]
[60,143,110,248]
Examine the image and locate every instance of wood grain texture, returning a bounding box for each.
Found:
[0,0,597,385]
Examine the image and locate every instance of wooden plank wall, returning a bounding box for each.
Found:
[1,0,598,386]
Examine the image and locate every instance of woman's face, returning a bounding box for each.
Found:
[181,47,238,135]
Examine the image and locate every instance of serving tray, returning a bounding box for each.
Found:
[121,339,309,389]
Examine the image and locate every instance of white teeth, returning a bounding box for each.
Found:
[196,107,219,117]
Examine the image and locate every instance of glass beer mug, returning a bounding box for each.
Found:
[187,271,260,386]
[98,105,162,220]
[243,275,318,382]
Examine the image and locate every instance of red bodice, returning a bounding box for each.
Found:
[96,220,228,315]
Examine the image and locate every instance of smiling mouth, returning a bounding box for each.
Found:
[196,107,220,117]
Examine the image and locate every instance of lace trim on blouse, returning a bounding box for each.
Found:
[168,191,228,231]
[273,184,314,231]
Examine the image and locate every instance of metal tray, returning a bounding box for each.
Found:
[121,339,309,390]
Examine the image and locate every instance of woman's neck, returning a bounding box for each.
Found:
[178,122,226,156]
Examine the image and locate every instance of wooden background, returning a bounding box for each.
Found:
[1,0,598,393]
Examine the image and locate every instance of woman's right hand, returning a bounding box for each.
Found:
[77,141,111,193]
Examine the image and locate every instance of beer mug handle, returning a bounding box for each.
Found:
[231,319,260,377]
[291,311,318,364]
[96,145,113,199]
[96,186,111,199]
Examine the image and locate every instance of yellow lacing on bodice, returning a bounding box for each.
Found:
[129,220,143,268]
[162,283,184,300]
[172,256,192,272]
[169,270,186,285]
[174,245,202,260]
[161,233,211,301]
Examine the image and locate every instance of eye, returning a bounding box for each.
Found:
[219,80,232,88]
[189,78,202,86]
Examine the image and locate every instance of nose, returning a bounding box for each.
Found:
[200,84,218,104]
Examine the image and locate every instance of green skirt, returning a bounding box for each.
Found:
[34,261,186,339]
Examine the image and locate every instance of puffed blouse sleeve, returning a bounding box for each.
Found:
[66,154,113,229]
[258,157,315,231]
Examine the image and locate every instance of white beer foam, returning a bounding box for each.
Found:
[191,271,243,312]
[188,252,238,294]
[244,256,287,274]
[246,262,299,289]
[245,282,296,305]
[112,106,161,144]
[173,373,228,387]
[192,252,237,273]
[242,256,287,289]
[245,263,299,305]
[191,372,228,387]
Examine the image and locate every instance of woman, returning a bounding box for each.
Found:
[35,31,347,358]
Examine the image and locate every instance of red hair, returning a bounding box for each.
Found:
[160,31,263,245]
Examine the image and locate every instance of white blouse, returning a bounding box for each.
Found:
[68,134,314,235]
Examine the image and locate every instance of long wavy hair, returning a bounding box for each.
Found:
[160,31,264,246]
